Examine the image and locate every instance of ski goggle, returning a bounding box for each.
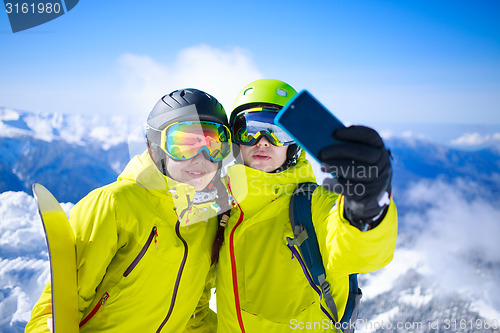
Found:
[232,108,295,146]
[157,121,231,162]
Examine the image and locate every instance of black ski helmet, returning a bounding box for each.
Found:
[145,88,228,175]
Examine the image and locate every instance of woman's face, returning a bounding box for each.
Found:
[239,137,288,172]
[166,153,218,191]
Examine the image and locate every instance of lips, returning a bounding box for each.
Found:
[252,151,271,161]
[185,170,207,179]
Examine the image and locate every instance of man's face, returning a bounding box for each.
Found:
[239,137,288,172]
[166,153,218,191]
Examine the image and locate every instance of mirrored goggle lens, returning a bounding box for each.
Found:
[232,109,294,146]
[163,121,231,162]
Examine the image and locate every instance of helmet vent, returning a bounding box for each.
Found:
[243,87,254,96]
[276,88,287,97]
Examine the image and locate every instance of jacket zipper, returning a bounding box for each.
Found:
[79,292,109,327]
[287,243,335,323]
[156,220,188,332]
[79,227,157,327]
[225,178,247,333]
[123,226,158,277]
[229,204,246,333]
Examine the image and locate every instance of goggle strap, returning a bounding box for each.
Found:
[146,126,162,145]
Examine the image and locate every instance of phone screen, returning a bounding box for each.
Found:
[274,90,345,163]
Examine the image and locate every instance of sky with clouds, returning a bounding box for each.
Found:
[1,0,499,128]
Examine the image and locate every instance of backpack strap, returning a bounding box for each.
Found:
[342,274,362,333]
[288,182,339,323]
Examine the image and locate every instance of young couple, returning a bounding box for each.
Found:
[26,79,397,332]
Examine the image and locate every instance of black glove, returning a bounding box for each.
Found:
[319,125,392,231]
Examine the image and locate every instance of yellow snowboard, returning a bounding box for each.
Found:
[33,183,79,332]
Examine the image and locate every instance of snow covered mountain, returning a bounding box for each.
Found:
[0,107,145,203]
[1,108,500,332]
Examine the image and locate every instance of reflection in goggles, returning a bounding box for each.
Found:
[161,121,231,162]
[232,108,295,146]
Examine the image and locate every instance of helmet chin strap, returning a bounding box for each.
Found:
[160,158,168,177]
[271,144,301,173]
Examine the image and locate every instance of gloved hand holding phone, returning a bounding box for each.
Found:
[319,125,392,231]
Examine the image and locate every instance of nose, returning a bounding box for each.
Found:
[256,137,271,147]
[190,152,208,163]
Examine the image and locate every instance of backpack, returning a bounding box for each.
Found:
[286,182,362,333]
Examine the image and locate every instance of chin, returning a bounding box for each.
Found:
[191,180,210,191]
[252,163,277,173]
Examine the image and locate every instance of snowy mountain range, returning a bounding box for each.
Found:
[1,107,500,332]
[0,107,145,203]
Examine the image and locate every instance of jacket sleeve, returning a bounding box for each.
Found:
[312,187,398,276]
[184,265,217,333]
[70,187,121,321]
[25,282,53,333]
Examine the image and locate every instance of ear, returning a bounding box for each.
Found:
[147,141,161,171]
[147,141,155,160]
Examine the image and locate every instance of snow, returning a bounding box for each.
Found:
[399,286,433,308]
[0,192,50,328]
[0,191,75,330]
[0,108,20,121]
[0,106,134,149]
[471,300,500,323]
[361,248,426,299]
[356,306,401,333]
[0,192,44,253]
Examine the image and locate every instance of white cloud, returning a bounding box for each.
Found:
[363,179,500,320]
[402,179,500,265]
[450,132,500,147]
[406,180,500,316]
[117,45,263,123]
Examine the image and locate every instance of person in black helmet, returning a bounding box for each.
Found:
[26,89,231,333]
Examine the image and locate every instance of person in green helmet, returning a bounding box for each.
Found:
[213,79,398,332]
[26,89,232,333]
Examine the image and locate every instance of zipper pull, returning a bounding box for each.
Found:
[99,293,109,320]
[102,292,109,305]
[154,226,158,249]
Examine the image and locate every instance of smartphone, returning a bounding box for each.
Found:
[274,90,345,163]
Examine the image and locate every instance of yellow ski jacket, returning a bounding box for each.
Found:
[26,150,218,332]
[216,152,398,332]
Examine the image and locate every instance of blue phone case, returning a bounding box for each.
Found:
[274,90,345,163]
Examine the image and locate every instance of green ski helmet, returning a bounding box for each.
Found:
[230,79,297,124]
[230,79,301,172]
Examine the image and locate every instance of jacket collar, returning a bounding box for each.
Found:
[118,150,218,226]
[226,151,316,216]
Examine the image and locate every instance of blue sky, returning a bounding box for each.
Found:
[1,0,499,131]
